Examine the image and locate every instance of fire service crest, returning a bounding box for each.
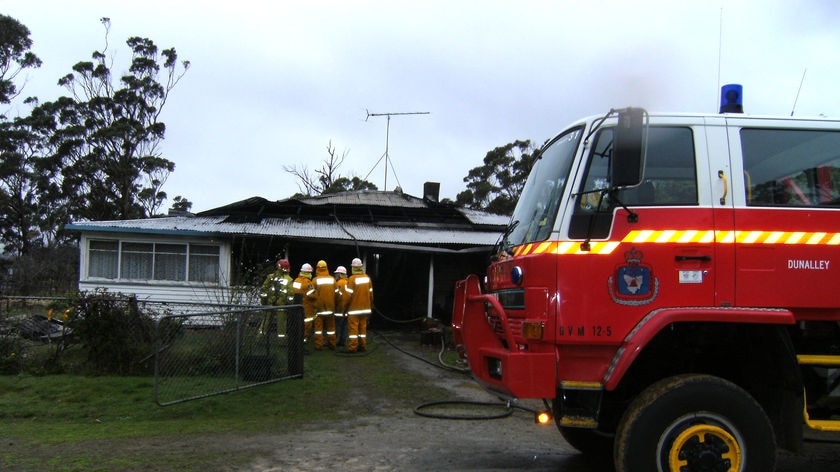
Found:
[609,247,659,306]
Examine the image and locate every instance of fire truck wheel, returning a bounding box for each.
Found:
[559,427,613,457]
[613,374,775,472]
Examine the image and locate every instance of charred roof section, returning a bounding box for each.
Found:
[66,189,509,253]
[201,191,475,228]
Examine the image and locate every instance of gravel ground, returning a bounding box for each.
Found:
[181,334,604,472]
[223,333,840,472]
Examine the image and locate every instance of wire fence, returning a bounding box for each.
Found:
[153,304,304,406]
[0,296,304,405]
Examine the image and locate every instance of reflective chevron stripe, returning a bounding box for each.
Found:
[512,230,840,256]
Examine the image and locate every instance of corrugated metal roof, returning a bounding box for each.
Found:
[66,191,508,251]
[459,208,511,226]
[67,215,503,247]
[299,190,429,208]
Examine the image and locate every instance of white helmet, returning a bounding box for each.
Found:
[351,258,363,268]
[301,263,313,272]
[335,266,347,275]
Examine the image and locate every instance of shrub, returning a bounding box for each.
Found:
[68,292,158,375]
[0,335,23,374]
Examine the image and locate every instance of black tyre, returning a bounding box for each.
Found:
[559,426,614,457]
[614,374,775,472]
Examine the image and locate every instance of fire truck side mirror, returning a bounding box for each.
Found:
[611,107,647,188]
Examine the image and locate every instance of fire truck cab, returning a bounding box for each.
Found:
[452,100,840,471]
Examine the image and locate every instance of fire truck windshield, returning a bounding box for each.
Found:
[507,126,584,246]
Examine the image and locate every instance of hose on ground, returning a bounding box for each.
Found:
[373,330,542,421]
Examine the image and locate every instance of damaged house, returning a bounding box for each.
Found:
[65,185,508,324]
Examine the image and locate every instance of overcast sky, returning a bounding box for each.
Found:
[5,0,840,213]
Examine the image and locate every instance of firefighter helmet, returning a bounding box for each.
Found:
[317,260,328,269]
[277,259,290,271]
[335,266,347,275]
[351,258,363,268]
[301,263,313,273]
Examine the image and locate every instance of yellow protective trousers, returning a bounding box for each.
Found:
[314,314,336,350]
[347,314,368,352]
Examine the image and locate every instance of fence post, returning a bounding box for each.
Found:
[287,305,304,376]
[235,311,242,386]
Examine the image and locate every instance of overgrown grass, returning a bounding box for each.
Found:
[0,331,457,471]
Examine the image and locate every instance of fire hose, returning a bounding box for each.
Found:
[373,330,541,421]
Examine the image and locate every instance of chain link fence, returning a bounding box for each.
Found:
[0,296,304,404]
[152,304,304,406]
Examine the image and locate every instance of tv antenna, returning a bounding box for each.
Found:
[364,110,430,191]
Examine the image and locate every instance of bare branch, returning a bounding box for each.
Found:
[283,163,320,196]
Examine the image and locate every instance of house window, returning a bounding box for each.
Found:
[155,244,187,281]
[189,244,220,283]
[89,240,119,278]
[88,239,220,284]
[121,242,154,280]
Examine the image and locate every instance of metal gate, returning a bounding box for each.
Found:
[153,304,304,406]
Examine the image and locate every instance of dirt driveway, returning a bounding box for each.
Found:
[164,336,604,472]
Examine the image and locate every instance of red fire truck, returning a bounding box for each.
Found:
[452,91,840,471]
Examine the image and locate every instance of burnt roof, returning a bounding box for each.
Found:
[198,191,474,227]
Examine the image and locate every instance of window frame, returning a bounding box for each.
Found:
[741,127,840,208]
[570,125,699,239]
[85,237,222,285]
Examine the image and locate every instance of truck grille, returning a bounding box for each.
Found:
[487,312,523,339]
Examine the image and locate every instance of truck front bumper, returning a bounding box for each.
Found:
[453,275,556,399]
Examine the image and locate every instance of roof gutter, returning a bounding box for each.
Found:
[63,224,217,237]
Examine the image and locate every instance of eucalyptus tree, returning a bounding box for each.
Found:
[0,14,43,256]
[51,18,190,221]
[0,14,42,104]
[456,139,535,215]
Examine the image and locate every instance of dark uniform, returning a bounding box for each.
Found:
[259,259,295,339]
[334,265,350,347]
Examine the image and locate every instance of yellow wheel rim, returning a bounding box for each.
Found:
[668,423,742,471]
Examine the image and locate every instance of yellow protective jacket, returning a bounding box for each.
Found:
[346,269,373,316]
[292,274,317,321]
[312,265,336,316]
[334,275,350,316]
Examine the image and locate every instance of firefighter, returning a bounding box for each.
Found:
[312,260,337,350]
[292,262,317,345]
[258,258,295,340]
[334,265,350,347]
[345,257,373,353]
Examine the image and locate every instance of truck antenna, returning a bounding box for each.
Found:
[716,7,723,110]
[790,68,807,116]
[364,110,430,191]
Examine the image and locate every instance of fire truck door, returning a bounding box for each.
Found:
[613,121,720,309]
[708,119,737,306]
[726,119,840,308]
